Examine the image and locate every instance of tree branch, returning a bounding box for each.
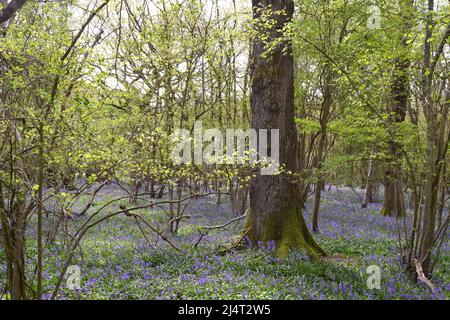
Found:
[0,0,26,25]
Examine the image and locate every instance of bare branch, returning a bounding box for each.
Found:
[0,0,26,25]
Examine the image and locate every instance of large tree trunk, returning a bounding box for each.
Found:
[245,0,325,259]
[381,165,406,217]
[381,58,408,217]
[381,0,413,217]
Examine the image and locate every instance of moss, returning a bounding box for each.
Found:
[243,206,326,260]
[380,205,406,218]
[380,206,389,216]
[277,208,326,260]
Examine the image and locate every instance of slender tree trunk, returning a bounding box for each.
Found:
[174,182,183,234]
[311,178,323,233]
[149,179,156,198]
[311,66,333,233]
[362,149,376,208]
[157,184,165,199]
[36,124,44,299]
[10,220,27,299]
[311,134,325,233]
[215,176,221,206]
[413,0,450,277]
[0,1,29,300]
[168,185,174,234]
[245,0,325,259]
[3,203,28,300]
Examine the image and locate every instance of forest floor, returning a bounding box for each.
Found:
[1,185,448,300]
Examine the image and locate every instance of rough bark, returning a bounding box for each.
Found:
[246,0,325,259]
[381,51,409,218]
[380,0,417,217]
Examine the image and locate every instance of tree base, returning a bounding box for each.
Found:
[243,208,326,260]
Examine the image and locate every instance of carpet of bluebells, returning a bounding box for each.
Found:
[0,185,448,300]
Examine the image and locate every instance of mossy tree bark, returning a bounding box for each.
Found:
[246,0,325,259]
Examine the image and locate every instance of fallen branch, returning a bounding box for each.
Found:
[121,207,183,253]
[413,258,436,294]
[168,214,192,224]
[201,210,248,230]
[216,228,250,256]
